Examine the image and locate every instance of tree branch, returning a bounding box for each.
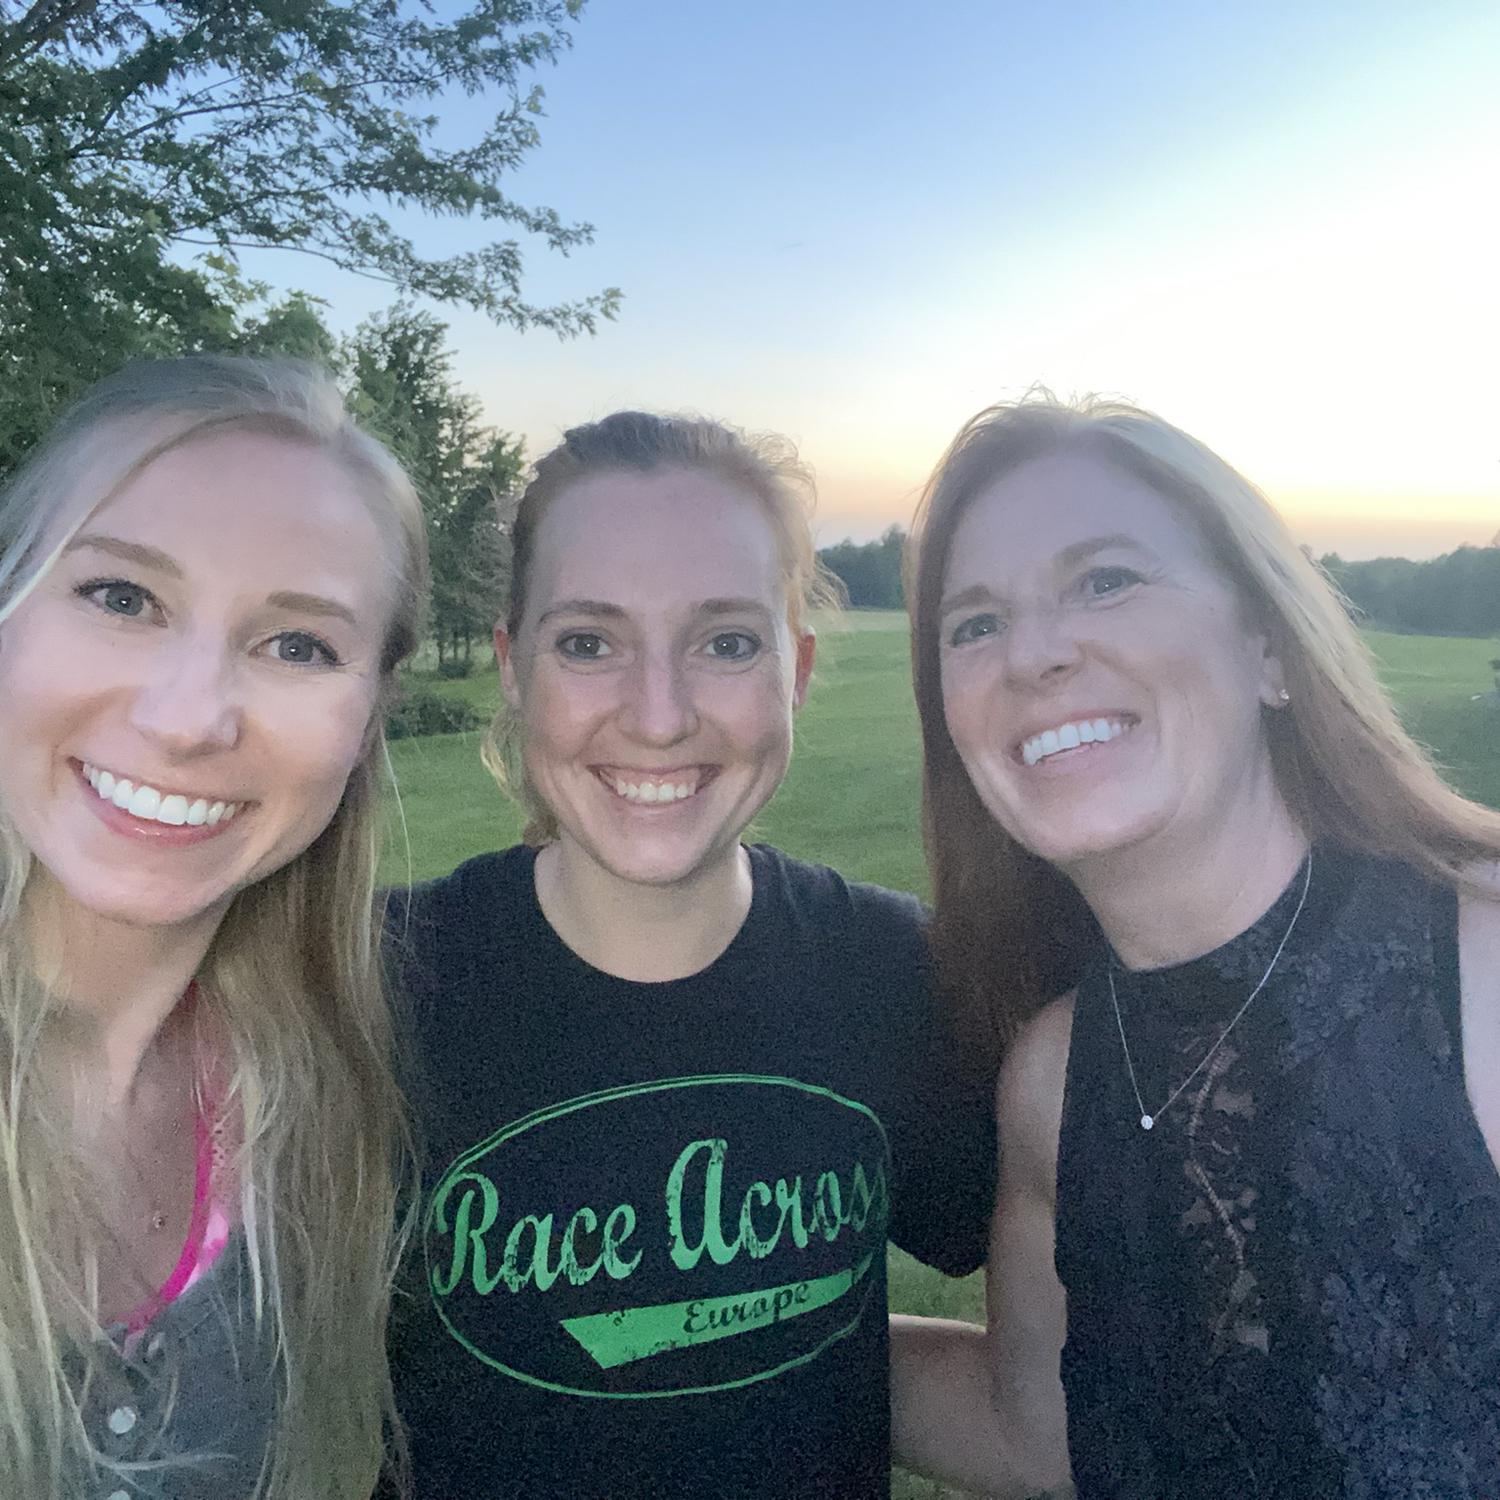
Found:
[0,0,101,67]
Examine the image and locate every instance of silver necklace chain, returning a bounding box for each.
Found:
[1107,852,1313,1131]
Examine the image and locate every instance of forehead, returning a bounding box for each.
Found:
[945,449,1213,590]
[83,428,395,600]
[527,466,786,615]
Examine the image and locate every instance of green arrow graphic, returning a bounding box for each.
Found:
[561,1252,874,1371]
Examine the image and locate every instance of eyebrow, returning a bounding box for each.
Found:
[67,533,183,577]
[939,582,1002,616]
[535,597,776,626]
[68,534,360,627]
[939,534,1152,614]
[266,590,361,628]
[1055,534,1149,569]
[535,599,629,627]
[698,598,776,621]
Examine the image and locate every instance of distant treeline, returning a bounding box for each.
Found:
[817,527,1500,638]
[1322,545,1500,637]
[818,526,907,609]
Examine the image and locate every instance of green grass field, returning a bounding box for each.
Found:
[383,616,1500,1498]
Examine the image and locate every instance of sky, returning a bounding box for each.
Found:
[236,0,1500,558]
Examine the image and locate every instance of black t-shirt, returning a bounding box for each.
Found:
[385,843,995,1499]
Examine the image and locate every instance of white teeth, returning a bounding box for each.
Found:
[128,785,161,819]
[1022,719,1130,766]
[81,762,239,828]
[605,773,699,804]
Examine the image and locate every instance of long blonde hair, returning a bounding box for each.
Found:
[0,356,428,1497]
[907,392,1500,1052]
[480,409,841,841]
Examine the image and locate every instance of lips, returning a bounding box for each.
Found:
[79,760,244,827]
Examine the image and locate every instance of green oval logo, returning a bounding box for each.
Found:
[425,1073,891,1398]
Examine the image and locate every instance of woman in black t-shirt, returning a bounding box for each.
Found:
[388,411,995,1498]
[890,394,1500,1498]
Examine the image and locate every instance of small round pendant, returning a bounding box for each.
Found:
[1140,1114,1155,1130]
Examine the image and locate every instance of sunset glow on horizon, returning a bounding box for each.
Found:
[231,0,1500,561]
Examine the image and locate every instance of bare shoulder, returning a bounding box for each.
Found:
[996,995,1075,1205]
[1458,856,1500,906]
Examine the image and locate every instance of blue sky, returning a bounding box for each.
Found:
[238,0,1500,557]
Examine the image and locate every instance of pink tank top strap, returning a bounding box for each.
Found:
[122,987,239,1338]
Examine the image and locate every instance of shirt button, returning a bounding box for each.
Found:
[107,1404,138,1435]
[106,1491,131,1500]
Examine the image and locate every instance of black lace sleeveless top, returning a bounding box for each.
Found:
[1055,847,1500,1499]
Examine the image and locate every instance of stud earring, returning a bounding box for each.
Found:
[1277,688,1291,704]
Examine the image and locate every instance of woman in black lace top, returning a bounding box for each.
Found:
[889,395,1500,1499]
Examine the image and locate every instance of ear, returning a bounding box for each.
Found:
[1256,635,1288,708]
[791,630,817,710]
[495,623,522,708]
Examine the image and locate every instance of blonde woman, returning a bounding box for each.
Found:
[0,356,426,1498]
[386,411,995,1498]
[892,395,1500,1498]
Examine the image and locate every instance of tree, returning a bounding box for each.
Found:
[818,525,907,609]
[348,303,520,666]
[0,0,618,470]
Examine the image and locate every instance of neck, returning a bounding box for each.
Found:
[25,880,221,1112]
[535,839,754,982]
[1068,790,1310,971]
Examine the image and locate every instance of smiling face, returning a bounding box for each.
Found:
[938,449,1287,875]
[0,427,395,938]
[498,465,815,890]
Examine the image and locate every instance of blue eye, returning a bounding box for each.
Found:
[1082,566,1141,599]
[706,631,760,662]
[558,632,611,660]
[78,578,155,619]
[270,631,340,667]
[948,612,1002,647]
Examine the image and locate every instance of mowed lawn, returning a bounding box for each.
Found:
[383,617,1500,1499]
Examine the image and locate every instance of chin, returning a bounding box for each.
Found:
[1010,806,1168,871]
[598,845,719,889]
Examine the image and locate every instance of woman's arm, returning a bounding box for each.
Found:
[890,998,1074,1498]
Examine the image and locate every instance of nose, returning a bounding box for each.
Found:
[127,638,243,756]
[619,646,698,746]
[1001,599,1083,690]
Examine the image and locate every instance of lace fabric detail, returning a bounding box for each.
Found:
[1056,849,1500,1499]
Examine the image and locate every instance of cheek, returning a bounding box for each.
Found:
[725,668,796,750]
[518,669,612,752]
[939,657,992,757]
[278,686,379,796]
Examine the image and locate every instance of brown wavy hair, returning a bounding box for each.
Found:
[907,391,1500,1053]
